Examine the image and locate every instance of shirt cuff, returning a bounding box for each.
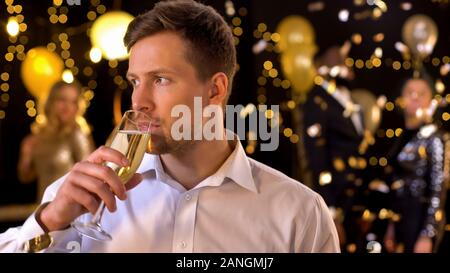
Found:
[17,212,46,251]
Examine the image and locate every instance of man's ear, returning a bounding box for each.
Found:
[208,72,228,106]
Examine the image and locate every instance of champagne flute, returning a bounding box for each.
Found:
[71,110,151,241]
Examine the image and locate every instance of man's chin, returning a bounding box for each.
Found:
[146,134,194,155]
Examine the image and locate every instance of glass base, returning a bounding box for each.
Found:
[71,221,112,242]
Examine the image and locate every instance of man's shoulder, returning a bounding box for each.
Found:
[247,157,320,201]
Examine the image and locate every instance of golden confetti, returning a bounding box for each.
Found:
[370,57,381,66]
[435,79,445,93]
[287,100,296,109]
[442,112,450,121]
[333,158,346,172]
[373,33,384,42]
[232,17,241,26]
[385,102,395,111]
[283,128,293,137]
[358,158,367,169]
[314,75,324,85]
[400,2,412,11]
[391,179,404,190]
[386,129,394,138]
[392,61,401,70]
[290,134,299,144]
[378,208,388,219]
[347,244,357,253]
[307,123,322,138]
[308,1,325,12]
[418,145,427,159]
[355,59,364,69]
[319,172,332,186]
[363,209,376,221]
[351,33,362,45]
[345,58,354,67]
[435,210,443,222]
[369,157,378,166]
[348,156,357,168]
[354,10,371,20]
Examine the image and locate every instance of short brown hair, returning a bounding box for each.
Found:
[124,0,237,100]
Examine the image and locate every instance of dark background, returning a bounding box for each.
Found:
[0,0,449,227]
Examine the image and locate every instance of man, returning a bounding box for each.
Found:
[0,0,338,252]
[302,43,366,252]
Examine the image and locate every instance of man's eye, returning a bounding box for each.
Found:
[130,79,140,87]
[155,77,169,85]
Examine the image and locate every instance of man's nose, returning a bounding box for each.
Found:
[132,85,155,112]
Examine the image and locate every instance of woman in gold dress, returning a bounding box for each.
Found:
[17,81,94,202]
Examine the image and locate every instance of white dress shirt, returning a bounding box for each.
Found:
[0,138,339,253]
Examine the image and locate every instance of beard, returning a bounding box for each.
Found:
[147,131,195,155]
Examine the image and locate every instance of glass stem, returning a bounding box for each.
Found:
[91,201,106,225]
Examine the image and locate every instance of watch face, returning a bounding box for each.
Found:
[24,234,53,253]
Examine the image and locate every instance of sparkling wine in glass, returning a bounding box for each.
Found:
[71,110,151,241]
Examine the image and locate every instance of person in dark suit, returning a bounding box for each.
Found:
[302,43,368,252]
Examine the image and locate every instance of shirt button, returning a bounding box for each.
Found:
[180,241,187,248]
[185,194,191,201]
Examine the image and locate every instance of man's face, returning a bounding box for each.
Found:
[402,79,432,118]
[127,31,211,154]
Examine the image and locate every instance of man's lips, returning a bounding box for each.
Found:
[137,123,160,132]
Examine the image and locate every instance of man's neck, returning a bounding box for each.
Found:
[160,136,233,190]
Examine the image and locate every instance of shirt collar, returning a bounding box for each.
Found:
[136,130,258,193]
[199,132,258,193]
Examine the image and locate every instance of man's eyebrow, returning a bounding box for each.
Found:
[126,68,178,79]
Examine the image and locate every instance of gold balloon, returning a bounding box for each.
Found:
[276,16,315,52]
[350,89,382,134]
[402,14,438,59]
[91,11,134,60]
[21,47,64,102]
[280,45,317,94]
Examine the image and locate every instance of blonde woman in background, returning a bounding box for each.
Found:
[17,81,94,202]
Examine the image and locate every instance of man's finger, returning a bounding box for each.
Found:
[87,146,129,167]
[72,171,118,211]
[73,162,126,200]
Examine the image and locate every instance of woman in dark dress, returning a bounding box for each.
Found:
[384,76,448,253]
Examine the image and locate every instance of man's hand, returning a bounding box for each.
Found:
[39,146,144,231]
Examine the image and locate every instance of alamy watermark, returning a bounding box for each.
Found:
[66,0,81,6]
[170,97,279,151]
